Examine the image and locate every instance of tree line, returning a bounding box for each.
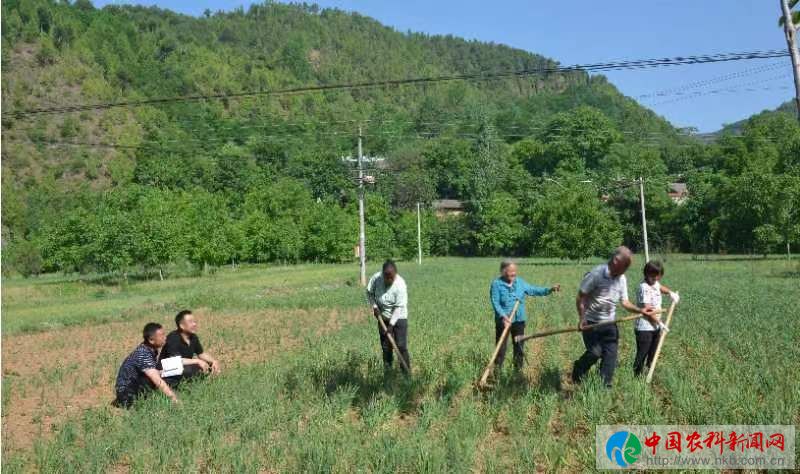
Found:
[5,104,799,278]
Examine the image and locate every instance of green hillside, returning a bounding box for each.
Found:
[718,99,797,134]
[1,0,679,183]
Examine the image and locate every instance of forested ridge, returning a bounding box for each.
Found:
[2,0,799,278]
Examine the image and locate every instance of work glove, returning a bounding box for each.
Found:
[669,292,680,304]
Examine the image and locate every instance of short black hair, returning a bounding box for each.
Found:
[644,260,664,277]
[175,309,193,328]
[143,322,162,343]
[382,259,397,273]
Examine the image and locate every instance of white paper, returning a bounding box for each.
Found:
[160,355,183,378]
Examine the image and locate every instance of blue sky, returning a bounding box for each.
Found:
[95,0,794,132]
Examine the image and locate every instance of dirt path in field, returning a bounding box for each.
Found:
[1,307,362,453]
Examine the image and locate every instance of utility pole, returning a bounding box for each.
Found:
[357,126,366,286]
[342,127,383,286]
[639,177,650,263]
[780,0,800,121]
[417,202,422,265]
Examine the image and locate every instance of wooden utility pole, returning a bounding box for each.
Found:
[781,0,800,121]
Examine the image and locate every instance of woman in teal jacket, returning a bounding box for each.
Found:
[490,260,560,372]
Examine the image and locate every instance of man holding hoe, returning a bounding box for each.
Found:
[571,246,658,388]
[367,260,410,374]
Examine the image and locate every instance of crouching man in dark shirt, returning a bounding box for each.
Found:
[159,309,221,388]
[114,322,178,407]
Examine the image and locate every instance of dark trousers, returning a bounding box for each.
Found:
[633,330,661,376]
[114,375,155,408]
[163,364,204,389]
[572,324,619,387]
[495,320,526,370]
[378,318,410,373]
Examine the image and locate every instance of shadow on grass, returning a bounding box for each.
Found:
[475,364,572,403]
[33,267,205,288]
[768,271,800,279]
[486,369,532,402]
[284,350,431,414]
[536,367,563,393]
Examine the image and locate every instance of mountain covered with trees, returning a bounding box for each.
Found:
[718,100,796,134]
[2,1,799,278]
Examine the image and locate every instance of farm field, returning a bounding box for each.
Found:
[1,257,799,472]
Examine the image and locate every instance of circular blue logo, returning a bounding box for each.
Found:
[605,430,642,468]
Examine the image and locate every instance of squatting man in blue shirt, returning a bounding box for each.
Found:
[113,322,179,407]
[490,259,560,375]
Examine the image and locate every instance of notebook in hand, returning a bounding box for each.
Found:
[160,355,183,378]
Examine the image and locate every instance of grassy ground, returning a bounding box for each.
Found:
[2,257,799,472]
[1,263,360,334]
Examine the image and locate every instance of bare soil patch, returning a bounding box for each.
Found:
[1,307,361,453]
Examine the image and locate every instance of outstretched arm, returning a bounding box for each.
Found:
[181,357,209,372]
[621,299,657,318]
[144,368,178,403]
[521,279,559,297]
[659,284,680,304]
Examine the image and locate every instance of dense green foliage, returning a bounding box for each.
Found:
[2,1,800,278]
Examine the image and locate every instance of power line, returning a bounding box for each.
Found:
[648,84,793,107]
[2,49,789,120]
[637,61,791,99]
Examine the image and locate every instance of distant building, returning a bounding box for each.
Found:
[668,183,689,204]
[432,199,465,218]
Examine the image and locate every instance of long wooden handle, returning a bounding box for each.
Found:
[645,300,677,383]
[374,311,411,373]
[478,299,521,385]
[513,309,663,343]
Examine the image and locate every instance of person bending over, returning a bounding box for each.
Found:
[367,260,410,373]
